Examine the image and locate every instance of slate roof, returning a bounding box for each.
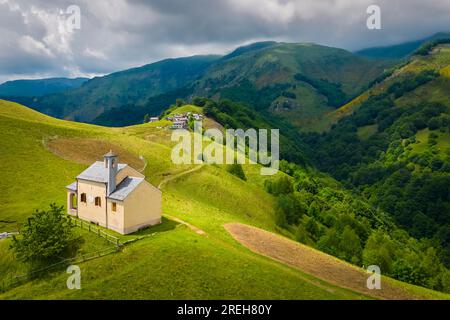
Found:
[108,177,144,201]
[77,161,127,183]
[66,181,77,191]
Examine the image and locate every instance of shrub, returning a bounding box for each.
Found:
[339,226,363,264]
[227,163,247,181]
[391,259,427,287]
[362,230,396,274]
[10,204,74,268]
[265,176,293,196]
[275,194,305,225]
[428,117,441,130]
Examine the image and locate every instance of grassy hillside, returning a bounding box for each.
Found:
[0,99,446,299]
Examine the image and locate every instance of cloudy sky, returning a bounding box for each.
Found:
[0,0,449,83]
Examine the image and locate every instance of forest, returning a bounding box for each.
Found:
[297,69,450,280]
[266,161,450,292]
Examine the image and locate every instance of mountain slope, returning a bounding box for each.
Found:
[225,222,446,300]
[193,42,390,129]
[16,42,390,129]
[303,43,450,274]
[27,55,220,122]
[356,32,450,59]
[0,77,88,97]
[221,41,278,60]
[0,100,446,299]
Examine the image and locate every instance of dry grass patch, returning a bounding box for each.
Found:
[225,222,444,300]
[203,117,224,132]
[45,137,145,171]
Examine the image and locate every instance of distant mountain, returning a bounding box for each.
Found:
[192,42,390,129]
[10,34,450,127]
[221,41,277,60]
[22,42,388,127]
[356,32,450,59]
[0,77,88,97]
[29,55,220,122]
[91,42,389,128]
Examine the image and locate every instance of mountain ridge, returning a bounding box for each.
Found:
[356,32,450,59]
[0,77,88,97]
[4,41,390,127]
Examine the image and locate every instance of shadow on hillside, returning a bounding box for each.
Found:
[131,216,179,236]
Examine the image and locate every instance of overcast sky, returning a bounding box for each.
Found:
[0,0,449,83]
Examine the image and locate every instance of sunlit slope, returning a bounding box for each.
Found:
[305,44,450,132]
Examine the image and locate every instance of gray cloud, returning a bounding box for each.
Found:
[0,0,449,83]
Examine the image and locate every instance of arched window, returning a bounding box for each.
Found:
[70,193,77,209]
[95,197,101,207]
[80,193,86,203]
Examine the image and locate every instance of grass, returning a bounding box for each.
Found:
[357,124,378,140]
[45,137,145,169]
[0,226,369,300]
[0,99,448,299]
[168,104,203,116]
[0,227,114,286]
[410,128,450,156]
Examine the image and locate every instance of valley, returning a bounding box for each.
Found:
[1,34,450,300]
[0,99,448,299]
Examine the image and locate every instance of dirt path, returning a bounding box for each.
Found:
[159,165,206,235]
[225,222,429,300]
[158,165,204,189]
[164,214,206,236]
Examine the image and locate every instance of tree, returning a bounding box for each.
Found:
[305,218,322,240]
[391,259,427,287]
[421,247,442,288]
[275,194,305,225]
[192,96,206,107]
[428,117,441,130]
[339,226,363,264]
[295,224,311,245]
[441,270,450,293]
[10,204,74,268]
[265,176,293,196]
[143,114,150,123]
[176,98,184,107]
[362,230,396,273]
[317,228,340,256]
